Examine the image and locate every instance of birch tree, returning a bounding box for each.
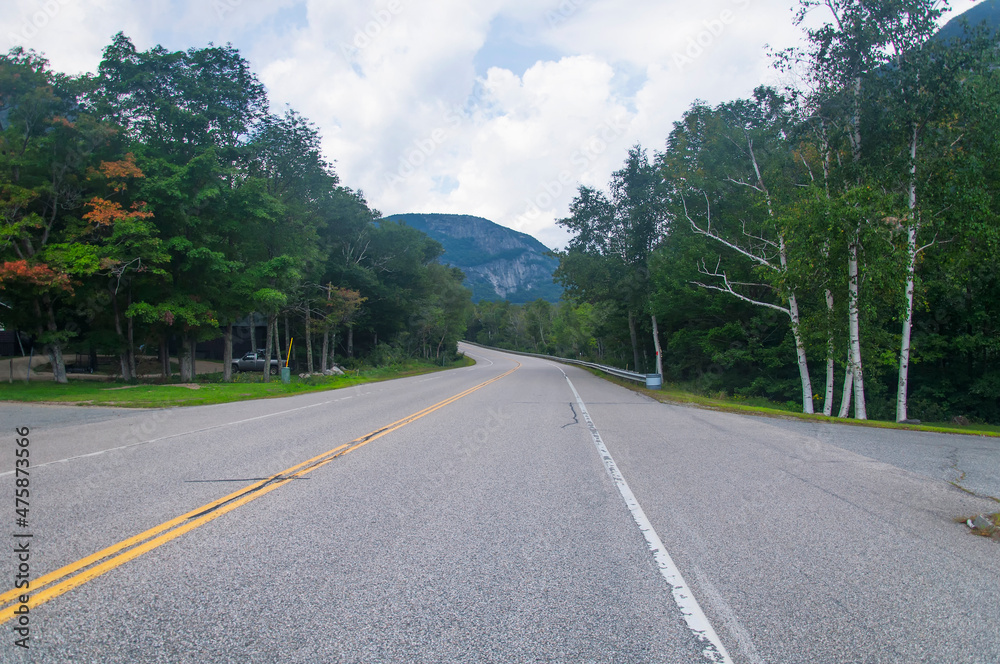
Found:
[666,91,818,414]
[871,20,988,421]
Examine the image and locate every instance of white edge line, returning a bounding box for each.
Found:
[561,368,734,664]
[459,345,495,367]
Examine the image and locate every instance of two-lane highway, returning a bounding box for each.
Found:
[2,344,998,662]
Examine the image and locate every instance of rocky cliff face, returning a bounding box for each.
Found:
[384,213,562,303]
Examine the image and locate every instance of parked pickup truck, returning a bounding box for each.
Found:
[232,350,282,375]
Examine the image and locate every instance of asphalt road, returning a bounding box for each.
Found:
[0,344,997,663]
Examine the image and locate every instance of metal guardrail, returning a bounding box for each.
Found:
[460,341,661,388]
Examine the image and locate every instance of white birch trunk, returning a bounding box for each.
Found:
[823,289,836,416]
[896,123,919,423]
[788,292,815,414]
[837,359,853,419]
[777,232,814,415]
[847,240,867,420]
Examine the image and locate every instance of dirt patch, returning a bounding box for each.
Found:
[161,384,201,390]
[103,385,141,391]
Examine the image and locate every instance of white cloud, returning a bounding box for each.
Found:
[8,0,961,250]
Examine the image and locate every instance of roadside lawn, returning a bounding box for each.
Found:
[0,357,475,408]
[588,369,1000,438]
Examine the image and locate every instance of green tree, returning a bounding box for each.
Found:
[556,145,667,373]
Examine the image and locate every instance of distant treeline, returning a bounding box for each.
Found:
[0,34,470,383]
[477,2,1000,425]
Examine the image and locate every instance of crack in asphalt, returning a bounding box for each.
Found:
[942,446,1000,502]
[562,402,580,429]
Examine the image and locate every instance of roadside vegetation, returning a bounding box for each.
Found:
[469,1,1000,428]
[0,356,473,408]
[584,368,1000,438]
[0,35,470,388]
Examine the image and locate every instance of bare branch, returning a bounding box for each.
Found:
[682,191,779,271]
[740,219,779,250]
[694,259,790,316]
[915,233,938,257]
[799,152,816,183]
[725,177,765,194]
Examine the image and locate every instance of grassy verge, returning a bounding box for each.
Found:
[587,369,1000,438]
[0,356,474,408]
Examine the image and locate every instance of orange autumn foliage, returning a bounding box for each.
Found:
[99,153,144,180]
[83,198,154,226]
[93,153,144,193]
[0,260,73,292]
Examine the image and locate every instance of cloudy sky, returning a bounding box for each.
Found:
[4,0,969,249]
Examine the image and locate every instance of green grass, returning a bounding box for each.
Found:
[0,357,474,408]
[587,369,1000,438]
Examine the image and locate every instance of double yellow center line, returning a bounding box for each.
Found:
[0,362,519,623]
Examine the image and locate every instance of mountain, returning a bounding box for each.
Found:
[384,213,563,303]
[936,0,1000,41]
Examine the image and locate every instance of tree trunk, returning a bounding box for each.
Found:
[896,123,920,423]
[271,316,285,362]
[847,240,867,419]
[305,305,314,374]
[837,358,853,419]
[347,326,354,358]
[44,298,67,384]
[284,313,291,360]
[321,328,330,373]
[160,334,170,379]
[628,310,640,372]
[896,224,918,422]
[249,314,257,352]
[263,314,275,383]
[651,313,663,378]
[823,289,836,416]
[111,285,133,381]
[48,343,67,384]
[223,323,233,382]
[788,292,815,414]
[126,288,136,379]
[189,334,197,380]
[179,334,193,382]
[276,318,285,367]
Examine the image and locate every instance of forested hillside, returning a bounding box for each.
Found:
[469,1,1000,425]
[0,35,470,383]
